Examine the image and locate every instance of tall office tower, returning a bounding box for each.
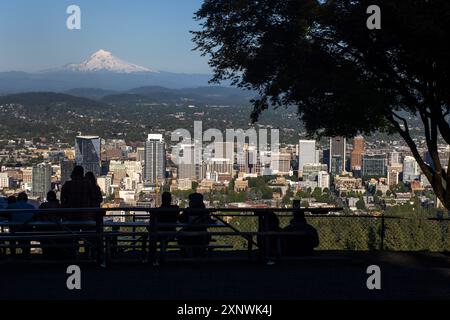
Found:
[389,151,401,165]
[298,140,319,174]
[329,136,347,174]
[403,156,420,182]
[239,144,259,174]
[387,164,402,186]
[270,152,291,175]
[136,147,145,162]
[206,158,234,175]
[362,154,388,177]
[178,143,204,181]
[350,135,365,170]
[213,141,234,163]
[32,163,52,200]
[60,159,74,186]
[144,134,166,185]
[75,136,101,176]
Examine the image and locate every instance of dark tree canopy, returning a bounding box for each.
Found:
[193,0,450,209]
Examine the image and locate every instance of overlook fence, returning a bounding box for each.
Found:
[0,207,449,266]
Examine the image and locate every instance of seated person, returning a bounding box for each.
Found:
[178,193,211,257]
[38,191,61,220]
[7,192,36,256]
[257,211,282,259]
[38,191,65,259]
[283,212,319,256]
[155,192,180,232]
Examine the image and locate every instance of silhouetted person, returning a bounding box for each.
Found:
[7,192,35,256]
[283,212,319,256]
[60,166,96,220]
[85,172,103,208]
[157,192,180,231]
[257,211,281,262]
[0,196,16,220]
[60,166,98,258]
[38,190,61,223]
[178,193,211,257]
[38,191,64,259]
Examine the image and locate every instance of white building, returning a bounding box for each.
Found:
[403,156,420,182]
[317,171,330,190]
[298,140,319,174]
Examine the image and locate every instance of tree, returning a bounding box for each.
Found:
[356,198,366,210]
[193,0,450,210]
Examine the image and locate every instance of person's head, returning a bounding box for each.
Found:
[188,193,204,208]
[17,192,28,202]
[7,195,16,205]
[293,212,307,224]
[46,191,57,202]
[85,171,97,185]
[71,165,84,179]
[161,192,172,206]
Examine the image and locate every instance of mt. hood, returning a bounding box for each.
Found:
[61,49,157,73]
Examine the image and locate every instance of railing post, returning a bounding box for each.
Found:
[96,210,105,267]
[380,214,385,251]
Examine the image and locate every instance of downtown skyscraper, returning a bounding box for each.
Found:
[144,134,166,185]
[75,136,101,176]
[32,163,52,200]
[329,136,347,175]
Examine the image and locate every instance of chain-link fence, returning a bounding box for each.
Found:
[211,213,450,252]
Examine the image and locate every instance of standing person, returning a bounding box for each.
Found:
[60,166,95,218]
[60,166,96,258]
[84,171,104,259]
[7,192,35,256]
[85,172,103,209]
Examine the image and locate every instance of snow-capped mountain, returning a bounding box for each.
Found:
[62,49,157,73]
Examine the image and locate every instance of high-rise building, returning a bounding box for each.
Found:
[178,143,204,181]
[271,153,291,175]
[329,137,347,174]
[317,171,330,190]
[350,135,365,170]
[0,172,12,189]
[60,159,74,186]
[32,163,52,200]
[144,134,166,185]
[298,140,319,174]
[238,144,259,174]
[387,164,402,186]
[75,136,101,176]
[302,163,328,181]
[389,151,401,165]
[403,156,420,182]
[362,154,387,177]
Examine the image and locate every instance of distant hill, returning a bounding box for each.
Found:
[65,88,118,100]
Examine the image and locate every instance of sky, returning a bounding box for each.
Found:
[0,0,210,73]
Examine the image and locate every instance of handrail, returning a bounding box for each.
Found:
[0,206,343,216]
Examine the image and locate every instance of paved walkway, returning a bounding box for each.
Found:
[0,251,449,300]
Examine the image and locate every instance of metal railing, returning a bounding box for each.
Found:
[1,206,449,266]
